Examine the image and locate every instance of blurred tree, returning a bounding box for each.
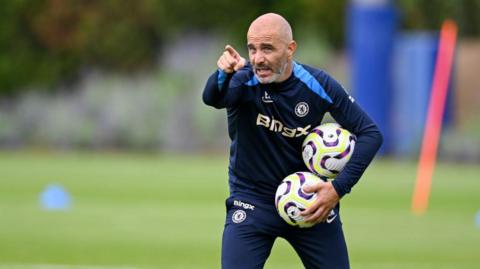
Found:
[0,0,479,95]
[0,0,160,95]
[399,0,480,36]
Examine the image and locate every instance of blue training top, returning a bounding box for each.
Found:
[203,61,383,201]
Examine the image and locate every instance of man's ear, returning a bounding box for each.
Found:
[287,40,297,59]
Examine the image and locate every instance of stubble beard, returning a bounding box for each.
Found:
[255,61,289,84]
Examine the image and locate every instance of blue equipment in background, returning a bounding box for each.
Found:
[391,33,438,156]
[347,0,398,153]
[347,0,453,156]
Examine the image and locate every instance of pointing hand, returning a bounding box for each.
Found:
[217,45,246,73]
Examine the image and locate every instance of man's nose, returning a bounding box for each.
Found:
[253,51,265,64]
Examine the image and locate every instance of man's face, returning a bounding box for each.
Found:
[247,30,291,84]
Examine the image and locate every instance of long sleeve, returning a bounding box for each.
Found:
[202,69,245,109]
[324,76,383,198]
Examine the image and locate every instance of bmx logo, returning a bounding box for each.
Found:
[256,113,311,138]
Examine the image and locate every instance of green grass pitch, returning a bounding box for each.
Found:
[0,152,479,268]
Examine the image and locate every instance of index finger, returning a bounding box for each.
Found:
[225,45,240,58]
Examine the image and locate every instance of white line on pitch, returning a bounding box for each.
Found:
[0,264,143,269]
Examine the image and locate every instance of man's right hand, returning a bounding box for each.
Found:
[217,45,246,73]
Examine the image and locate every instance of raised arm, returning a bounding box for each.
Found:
[202,45,247,109]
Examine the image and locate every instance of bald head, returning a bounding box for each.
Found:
[246,13,296,84]
[247,13,293,44]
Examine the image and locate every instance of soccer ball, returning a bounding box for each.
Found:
[302,123,356,179]
[275,172,323,228]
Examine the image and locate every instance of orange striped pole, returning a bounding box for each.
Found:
[412,20,458,215]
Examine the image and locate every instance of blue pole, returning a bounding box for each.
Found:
[347,0,398,154]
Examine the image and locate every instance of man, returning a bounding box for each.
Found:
[202,13,382,269]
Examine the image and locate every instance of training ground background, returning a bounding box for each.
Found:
[0,152,479,269]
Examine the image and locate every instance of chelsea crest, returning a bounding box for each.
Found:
[294,102,309,117]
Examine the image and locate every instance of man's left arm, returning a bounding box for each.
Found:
[302,74,383,223]
[325,77,383,197]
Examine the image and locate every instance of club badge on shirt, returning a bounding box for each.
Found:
[295,102,309,117]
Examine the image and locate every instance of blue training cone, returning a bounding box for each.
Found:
[40,184,72,211]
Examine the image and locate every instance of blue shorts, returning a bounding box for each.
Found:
[221,195,349,269]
